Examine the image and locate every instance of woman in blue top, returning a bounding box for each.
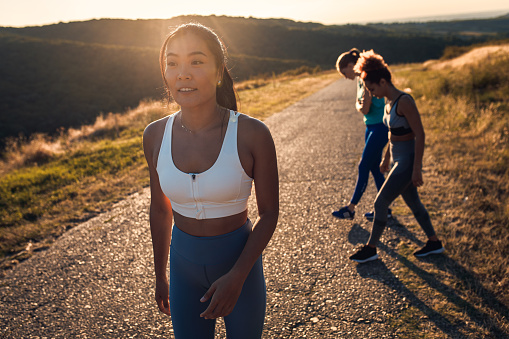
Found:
[332,48,391,221]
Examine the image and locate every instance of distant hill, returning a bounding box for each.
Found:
[374,9,509,24]
[1,15,508,146]
[0,32,161,142]
[367,14,509,36]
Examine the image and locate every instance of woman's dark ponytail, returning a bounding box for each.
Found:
[349,48,360,59]
[217,68,237,111]
[336,47,361,72]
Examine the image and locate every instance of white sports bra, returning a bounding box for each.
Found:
[156,110,253,220]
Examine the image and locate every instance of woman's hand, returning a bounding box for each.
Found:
[380,156,391,174]
[155,277,171,316]
[412,168,423,187]
[199,271,244,319]
[357,86,372,115]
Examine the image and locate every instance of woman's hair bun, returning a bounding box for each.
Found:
[354,50,388,73]
[349,48,360,58]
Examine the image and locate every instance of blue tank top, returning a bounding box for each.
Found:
[357,78,384,125]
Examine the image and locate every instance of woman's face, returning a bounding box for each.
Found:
[165,32,221,109]
[340,62,356,80]
[364,79,385,99]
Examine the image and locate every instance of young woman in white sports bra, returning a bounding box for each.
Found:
[143,23,279,338]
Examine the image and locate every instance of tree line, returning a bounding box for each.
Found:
[1,14,507,147]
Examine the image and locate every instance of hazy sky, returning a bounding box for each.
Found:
[1,0,508,27]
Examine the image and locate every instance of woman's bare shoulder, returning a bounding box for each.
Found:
[237,112,275,156]
[142,114,174,163]
[237,113,271,136]
[144,115,171,137]
[397,94,418,114]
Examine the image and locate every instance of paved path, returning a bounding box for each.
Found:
[1,79,410,338]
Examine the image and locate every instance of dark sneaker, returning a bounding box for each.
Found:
[332,206,355,220]
[414,240,444,257]
[349,245,378,263]
[364,208,392,222]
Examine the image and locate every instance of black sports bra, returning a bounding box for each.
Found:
[384,93,413,136]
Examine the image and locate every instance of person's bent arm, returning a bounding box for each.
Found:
[356,86,373,115]
[399,97,426,187]
[200,118,279,320]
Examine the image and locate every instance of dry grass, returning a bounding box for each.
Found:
[1,134,64,172]
[0,99,176,261]
[0,100,173,175]
[384,46,509,337]
[0,71,337,176]
[425,44,509,70]
[238,71,337,120]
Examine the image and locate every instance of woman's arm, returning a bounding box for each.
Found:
[143,122,173,316]
[200,118,279,320]
[398,96,426,187]
[356,84,373,115]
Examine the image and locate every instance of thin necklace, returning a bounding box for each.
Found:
[179,107,227,134]
[179,113,194,133]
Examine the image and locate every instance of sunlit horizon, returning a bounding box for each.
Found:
[1,0,508,28]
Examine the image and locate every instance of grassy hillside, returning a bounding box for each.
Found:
[4,15,507,61]
[368,13,509,37]
[396,45,509,285]
[0,30,309,146]
[2,15,507,145]
[386,45,509,336]
[0,32,161,142]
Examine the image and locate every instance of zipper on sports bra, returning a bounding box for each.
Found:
[190,174,197,200]
[190,173,204,219]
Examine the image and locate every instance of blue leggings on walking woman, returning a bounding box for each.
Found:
[169,219,266,339]
[350,122,388,205]
[368,139,436,245]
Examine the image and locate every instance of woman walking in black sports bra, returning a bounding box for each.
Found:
[349,50,444,263]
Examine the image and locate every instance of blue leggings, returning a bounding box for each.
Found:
[350,123,388,205]
[368,140,436,246]
[169,219,266,339]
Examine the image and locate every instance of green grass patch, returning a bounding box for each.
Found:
[0,136,147,257]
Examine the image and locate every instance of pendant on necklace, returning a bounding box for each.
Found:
[180,113,193,133]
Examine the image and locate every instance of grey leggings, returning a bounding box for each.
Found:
[368,140,436,246]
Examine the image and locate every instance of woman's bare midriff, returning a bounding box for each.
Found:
[389,132,415,143]
[173,209,249,237]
